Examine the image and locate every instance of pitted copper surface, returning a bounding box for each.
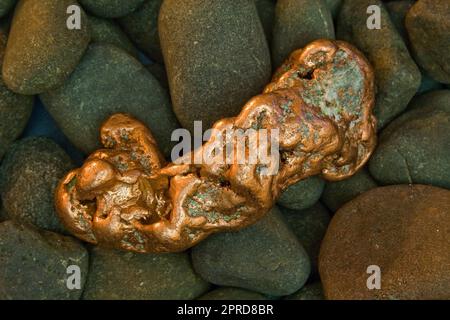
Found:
[55,40,377,253]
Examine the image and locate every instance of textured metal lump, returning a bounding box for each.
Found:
[55,40,377,253]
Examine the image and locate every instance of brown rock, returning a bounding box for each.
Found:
[319,185,450,300]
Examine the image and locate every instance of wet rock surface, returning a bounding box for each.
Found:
[192,206,311,296]
[0,137,73,233]
[83,247,209,300]
[320,185,450,300]
[369,90,450,189]
[0,221,88,300]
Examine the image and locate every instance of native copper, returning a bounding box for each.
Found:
[55,40,377,253]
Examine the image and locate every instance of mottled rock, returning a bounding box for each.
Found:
[320,185,450,299]
[79,0,145,18]
[0,137,73,232]
[3,0,90,95]
[280,203,330,275]
[0,24,33,159]
[0,221,88,300]
[255,0,275,44]
[119,0,163,63]
[285,282,324,300]
[337,0,421,129]
[199,287,268,300]
[272,0,335,68]
[369,90,450,189]
[192,206,310,296]
[406,0,450,84]
[277,176,325,210]
[159,0,271,133]
[321,169,378,212]
[0,0,16,18]
[88,15,138,58]
[41,44,179,158]
[83,247,209,300]
[385,1,443,94]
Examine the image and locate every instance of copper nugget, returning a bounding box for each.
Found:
[55,40,377,253]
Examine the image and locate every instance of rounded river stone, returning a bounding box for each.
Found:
[88,15,138,58]
[3,0,90,95]
[272,0,335,68]
[79,0,145,18]
[406,0,450,84]
[337,0,421,129]
[385,1,443,95]
[119,0,163,63]
[285,282,324,300]
[369,90,450,189]
[0,221,89,300]
[83,247,210,300]
[277,176,325,210]
[324,0,342,19]
[280,203,330,275]
[199,287,267,300]
[0,137,73,233]
[0,23,33,159]
[319,185,450,299]
[192,206,311,296]
[159,0,271,133]
[321,169,378,212]
[40,44,179,158]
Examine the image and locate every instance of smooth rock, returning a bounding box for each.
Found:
[40,44,179,158]
[385,0,443,94]
[0,221,88,300]
[88,15,138,58]
[369,90,450,189]
[272,0,335,68]
[285,282,324,300]
[337,0,421,129]
[199,287,268,300]
[159,0,271,133]
[0,137,73,232]
[0,24,33,159]
[83,247,210,300]
[321,169,378,212]
[192,206,311,296]
[119,0,163,63]
[277,176,325,211]
[145,62,169,89]
[319,185,450,299]
[280,203,330,275]
[3,0,90,95]
[79,0,145,18]
[406,0,450,84]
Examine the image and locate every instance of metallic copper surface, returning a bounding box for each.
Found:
[55,40,377,253]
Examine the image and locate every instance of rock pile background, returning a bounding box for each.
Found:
[0,0,449,300]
